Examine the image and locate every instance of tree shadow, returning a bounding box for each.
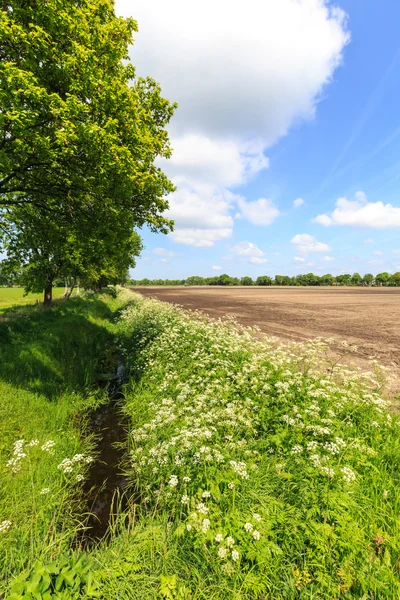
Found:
[0,295,117,400]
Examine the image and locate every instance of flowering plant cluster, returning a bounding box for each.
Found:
[117,295,400,598]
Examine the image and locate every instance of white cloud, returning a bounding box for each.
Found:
[368,259,384,265]
[236,197,280,226]
[119,0,348,142]
[230,241,268,264]
[212,265,222,271]
[249,256,268,265]
[171,228,232,247]
[392,249,400,254]
[164,134,269,189]
[321,256,334,262]
[313,192,400,228]
[294,256,306,263]
[373,250,384,256]
[364,238,375,244]
[153,247,178,257]
[160,258,169,263]
[293,197,305,208]
[116,0,349,246]
[291,233,332,254]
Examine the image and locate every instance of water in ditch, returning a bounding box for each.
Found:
[76,366,130,548]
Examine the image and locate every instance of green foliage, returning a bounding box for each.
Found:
[255,275,272,285]
[8,554,100,599]
[0,0,176,303]
[240,276,253,286]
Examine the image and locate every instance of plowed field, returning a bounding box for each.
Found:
[131,287,400,394]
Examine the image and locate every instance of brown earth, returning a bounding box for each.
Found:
[131,286,400,395]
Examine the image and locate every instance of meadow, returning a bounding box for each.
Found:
[1,288,400,599]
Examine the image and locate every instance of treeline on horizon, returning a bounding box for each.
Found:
[130,271,400,287]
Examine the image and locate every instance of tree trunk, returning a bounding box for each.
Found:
[43,282,53,307]
[65,278,76,300]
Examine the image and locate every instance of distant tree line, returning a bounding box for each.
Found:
[129,272,400,287]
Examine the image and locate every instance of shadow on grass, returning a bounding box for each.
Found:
[0,294,117,400]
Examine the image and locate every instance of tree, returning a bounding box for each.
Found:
[241,276,253,286]
[375,272,389,286]
[351,272,362,285]
[256,276,272,286]
[320,274,334,286]
[0,0,176,304]
[363,273,374,286]
[389,272,400,286]
[218,274,233,286]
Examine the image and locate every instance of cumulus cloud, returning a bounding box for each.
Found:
[313,192,400,228]
[212,265,222,271]
[293,197,305,208]
[291,233,332,254]
[116,0,349,246]
[153,247,178,257]
[321,255,334,262]
[118,0,348,142]
[294,256,306,263]
[171,228,232,247]
[230,241,268,264]
[163,134,269,189]
[373,250,384,256]
[236,197,280,226]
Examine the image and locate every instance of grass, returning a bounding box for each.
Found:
[0,288,134,594]
[0,287,65,314]
[2,288,400,599]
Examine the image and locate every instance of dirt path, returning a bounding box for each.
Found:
[131,287,400,395]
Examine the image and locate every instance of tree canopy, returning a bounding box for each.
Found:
[0,0,177,303]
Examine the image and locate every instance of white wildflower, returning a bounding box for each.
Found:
[218,546,227,558]
[231,549,239,562]
[168,475,179,488]
[0,520,12,533]
[244,522,253,532]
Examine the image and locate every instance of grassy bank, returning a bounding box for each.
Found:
[0,288,134,594]
[2,289,400,598]
[94,294,400,599]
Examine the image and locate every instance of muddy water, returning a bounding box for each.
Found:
[77,373,129,547]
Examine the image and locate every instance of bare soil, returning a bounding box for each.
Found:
[131,287,400,395]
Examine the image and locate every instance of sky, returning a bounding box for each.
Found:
[116,0,400,279]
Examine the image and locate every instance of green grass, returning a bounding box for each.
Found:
[0,288,134,594]
[0,287,65,314]
[2,289,400,599]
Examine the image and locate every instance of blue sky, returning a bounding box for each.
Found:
[116,0,400,279]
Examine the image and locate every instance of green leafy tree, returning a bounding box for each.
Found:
[363,273,374,286]
[256,275,272,286]
[351,272,362,285]
[375,272,389,286]
[389,272,400,286]
[217,274,233,286]
[0,0,176,304]
[240,276,253,286]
